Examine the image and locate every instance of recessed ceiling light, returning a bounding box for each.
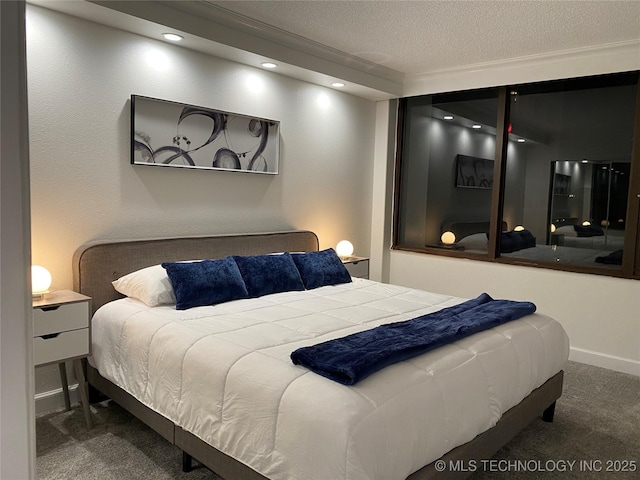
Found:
[331,82,345,88]
[472,124,482,129]
[261,62,277,69]
[162,33,183,42]
[581,160,588,163]
[517,138,525,143]
[443,115,454,120]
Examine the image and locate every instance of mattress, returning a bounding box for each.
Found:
[90,278,569,480]
[563,234,624,251]
[501,244,621,267]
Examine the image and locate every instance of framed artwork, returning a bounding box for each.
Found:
[455,154,494,189]
[131,95,280,174]
[553,173,571,195]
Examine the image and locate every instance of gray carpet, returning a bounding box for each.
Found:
[36,361,640,479]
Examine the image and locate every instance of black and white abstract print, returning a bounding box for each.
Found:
[131,95,279,174]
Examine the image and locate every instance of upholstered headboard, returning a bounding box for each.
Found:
[73,230,319,314]
[441,221,508,241]
[552,217,579,228]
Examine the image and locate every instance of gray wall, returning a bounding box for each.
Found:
[27,6,376,405]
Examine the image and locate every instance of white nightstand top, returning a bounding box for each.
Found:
[33,290,90,308]
[341,255,369,264]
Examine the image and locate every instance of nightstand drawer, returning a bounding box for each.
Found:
[33,301,89,337]
[344,259,369,279]
[34,328,89,366]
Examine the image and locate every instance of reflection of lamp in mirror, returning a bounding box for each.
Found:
[336,240,354,259]
[582,220,591,226]
[32,265,52,300]
[514,225,525,232]
[440,231,456,245]
[550,224,557,233]
[601,220,610,227]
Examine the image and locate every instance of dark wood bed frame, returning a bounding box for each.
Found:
[73,230,564,480]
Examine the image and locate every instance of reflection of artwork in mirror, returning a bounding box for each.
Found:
[553,174,571,195]
[455,155,494,189]
[131,95,280,174]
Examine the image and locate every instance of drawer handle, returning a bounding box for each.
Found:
[41,306,60,312]
[40,333,61,340]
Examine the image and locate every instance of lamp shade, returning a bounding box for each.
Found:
[514,225,525,232]
[31,265,52,295]
[550,224,556,233]
[336,240,354,258]
[582,220,591,226]
[440,231,456,245]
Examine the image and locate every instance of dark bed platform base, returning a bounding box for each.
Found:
[88,363,563,480]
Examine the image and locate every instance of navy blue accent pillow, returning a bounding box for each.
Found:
[517,229,536,249]
[500,231,523,253]
[291,248,352,290]
[161,257,248,310]
[232,253,305,298]
[574,225,604,237]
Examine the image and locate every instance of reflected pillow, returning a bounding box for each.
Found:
[233,252,305,298]
[517,229,536,249]
[555,225,577,237]
[291,248,352,290]
[457,233,489,251]
[162,257,248,310]
[500,231,523,253]
[112,264,176,307]
[574,225,604,237]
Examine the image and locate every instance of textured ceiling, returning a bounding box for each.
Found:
[209,0,640,76]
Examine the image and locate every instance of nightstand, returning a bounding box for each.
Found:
[342,256,369,279]
[550,233,565,246]
[33,290,92,428]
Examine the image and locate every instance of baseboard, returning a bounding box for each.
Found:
[570,347,640,377]
[35,383,80,416]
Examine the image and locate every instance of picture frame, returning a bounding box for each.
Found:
[131,95,280,174]
[553,173,571,195]
[455,154,494,189]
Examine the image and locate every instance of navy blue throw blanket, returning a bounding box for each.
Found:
[290,293,536,385]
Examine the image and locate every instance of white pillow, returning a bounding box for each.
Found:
[555,225,577,237]
[112,264,176,307]
[457,232,489,250]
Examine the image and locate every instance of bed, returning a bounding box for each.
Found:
[448,221,624,267]
[73,230,569,480]
[554,225,625,251]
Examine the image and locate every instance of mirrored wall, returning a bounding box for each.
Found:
[502,74,636,270]
[394,70,640,277]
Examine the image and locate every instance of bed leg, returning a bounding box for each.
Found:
[542,401,556,422]
[182,451,192,473]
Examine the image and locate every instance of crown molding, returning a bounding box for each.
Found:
[185,1,404,84]
[404,39,640,97]
[85,0,403,98]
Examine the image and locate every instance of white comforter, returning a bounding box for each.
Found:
[90,278,569,480]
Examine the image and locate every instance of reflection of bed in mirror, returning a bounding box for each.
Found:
[501,245,622,268]
[554,224,624,251]
[440,221,508,253]
[448,221,623,267]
